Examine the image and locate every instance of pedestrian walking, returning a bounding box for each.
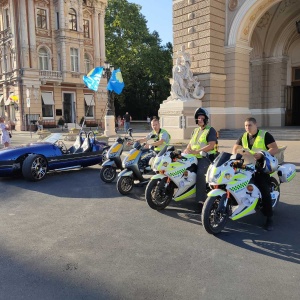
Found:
[0,116,11,148]
[123,112,132,132]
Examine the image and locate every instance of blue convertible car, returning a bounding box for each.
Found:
[0,131,109,181]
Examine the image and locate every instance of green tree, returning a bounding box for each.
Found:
[105,0,173,119]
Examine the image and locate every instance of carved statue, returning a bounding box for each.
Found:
[166,45,205,102]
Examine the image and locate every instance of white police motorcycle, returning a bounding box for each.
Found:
[201,150,296,235]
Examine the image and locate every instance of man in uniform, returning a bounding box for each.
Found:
[232,117,279,231]
[183,108,218,213]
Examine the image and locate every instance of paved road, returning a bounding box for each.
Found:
[0,132,299,299]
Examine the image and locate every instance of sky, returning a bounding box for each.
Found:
[128,0,173,45]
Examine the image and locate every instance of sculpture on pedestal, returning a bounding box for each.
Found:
[167,45,205,102]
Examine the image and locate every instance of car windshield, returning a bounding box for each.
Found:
[42,133,63,144]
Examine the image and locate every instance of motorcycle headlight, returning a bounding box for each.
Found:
[207,168,221,183]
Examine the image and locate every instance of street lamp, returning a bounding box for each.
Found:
[103,61,115,136]
[103,61,114,116]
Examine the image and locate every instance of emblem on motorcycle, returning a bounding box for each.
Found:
[225,173,231,180]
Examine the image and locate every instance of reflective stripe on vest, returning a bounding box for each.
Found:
[241,130,267,154]
[190,126,216,158]
[154,128,171,152]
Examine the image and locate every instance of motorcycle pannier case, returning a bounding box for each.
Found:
[277,163,296,183]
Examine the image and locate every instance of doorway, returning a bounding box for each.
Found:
[63,93,75,123]
[285,85,300,126]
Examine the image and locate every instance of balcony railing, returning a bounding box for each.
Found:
[39,70,63,79]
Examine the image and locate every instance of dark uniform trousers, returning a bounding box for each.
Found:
[254,171,273,217]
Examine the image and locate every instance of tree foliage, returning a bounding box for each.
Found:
[105,0,173,119]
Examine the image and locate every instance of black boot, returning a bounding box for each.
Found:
[193,201,204,214]
[264,217,274,231]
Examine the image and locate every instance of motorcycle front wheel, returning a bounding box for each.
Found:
[201,195,229,235]
[100,166,117,183]
[117,176,134,195]
[145,178,174,210]
[270,177,280,209]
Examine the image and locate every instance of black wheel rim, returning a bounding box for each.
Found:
[120,177,133,192]
[270,180,280,207]
[151,181,170,206]
[209,198,226,229]
[31,157,47,180]
[103,167,116,180]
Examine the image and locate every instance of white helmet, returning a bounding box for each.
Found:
[259,151,278,174]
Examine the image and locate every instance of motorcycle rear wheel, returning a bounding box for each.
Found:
[201,195,229,235]
[145,178,174,210]
[100,166,117,183]
[117,176,134,195]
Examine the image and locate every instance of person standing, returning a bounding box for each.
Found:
[37,117,43,131]
[123,112,132,132]
[232,117,279,231]
[183,108,217,213]
[0,116,11,148]
[147,116,151,129]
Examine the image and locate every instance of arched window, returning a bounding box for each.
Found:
[38,47,49,70]
[68,8,77,31]
[84,53,91,74]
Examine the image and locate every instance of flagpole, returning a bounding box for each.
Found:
[103,62,116,137]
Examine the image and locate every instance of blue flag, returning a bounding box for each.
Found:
[83,67,104,91]
[107,68,125,94]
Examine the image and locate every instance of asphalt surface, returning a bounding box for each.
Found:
[0,130,299,299]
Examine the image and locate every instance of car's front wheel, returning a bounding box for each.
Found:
[22,155,48,181]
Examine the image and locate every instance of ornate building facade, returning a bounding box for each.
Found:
[0,0,107,131]
[172,0,300,130]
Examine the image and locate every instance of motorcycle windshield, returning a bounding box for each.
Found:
[213,152,232,167]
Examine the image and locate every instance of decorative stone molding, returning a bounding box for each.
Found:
[279,0,297,14]
[228,0,239,11]
[256,12,271,30]
[225,43,253,55]
[187,41,194,48]
[188,12,195,20]
[188,27,194,34]
[228,0,282,46]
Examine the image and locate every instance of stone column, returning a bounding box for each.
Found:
[93,10,100,66]
[224,44,252,128]
[27,0,37,69]
[19,0,29,68]
[250,57,287,127]
[59,0,67,75]
[99,11,106,65]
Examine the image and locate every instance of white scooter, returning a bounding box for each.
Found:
[100,129,133,183]
[116,136,157,195]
